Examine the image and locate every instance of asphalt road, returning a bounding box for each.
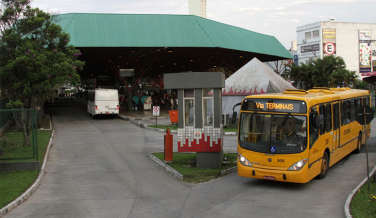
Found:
[4,98,376,218]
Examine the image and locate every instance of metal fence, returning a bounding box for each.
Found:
[0,108,38,161]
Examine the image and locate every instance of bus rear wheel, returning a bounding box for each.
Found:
[318,152,329,179]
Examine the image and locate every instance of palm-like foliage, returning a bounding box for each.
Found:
[284,55,363,90]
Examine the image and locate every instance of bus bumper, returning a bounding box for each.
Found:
[95,110,119,115]
[237,163,309,183]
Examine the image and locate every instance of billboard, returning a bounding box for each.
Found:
[359,30,372,74]
[323,29,336,56]
[119,69,134,77]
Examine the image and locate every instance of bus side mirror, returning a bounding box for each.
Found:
[232,112,237,124]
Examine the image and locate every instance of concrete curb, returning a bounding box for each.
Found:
[221,166,237,176]
[0,130,55,217]
[148,153,183,180]
[39,114,52,131]
[148,153,237,181]
[344,162,376,218]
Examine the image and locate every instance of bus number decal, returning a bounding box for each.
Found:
[277,159,284,163]
[325,139,329,145]
[344,129,351,135]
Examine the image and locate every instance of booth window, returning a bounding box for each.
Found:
[184,89,194,127]
[203,89,214,126]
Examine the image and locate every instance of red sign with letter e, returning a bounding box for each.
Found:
[324,42,336,55]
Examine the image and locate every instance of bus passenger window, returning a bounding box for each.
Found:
[325,104,332,132]
[350,99,355,122]
[341,100,350,126]
[319,105,325,135]
[309,108,319,148]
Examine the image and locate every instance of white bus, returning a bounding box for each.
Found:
[87,88,119,117]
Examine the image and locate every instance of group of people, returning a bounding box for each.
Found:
[152,94,178,111]
[121,90,178,111]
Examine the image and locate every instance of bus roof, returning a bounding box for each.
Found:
[244,88,370,106]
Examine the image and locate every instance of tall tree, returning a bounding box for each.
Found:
[0,0,84,146]
[284,56,362,90]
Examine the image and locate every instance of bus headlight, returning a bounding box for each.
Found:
[288,159,308,171]
[238,153,252,167]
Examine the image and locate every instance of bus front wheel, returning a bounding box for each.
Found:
[318,152,329,179]
[354,133,362,153]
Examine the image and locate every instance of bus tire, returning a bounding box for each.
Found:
[318,152,329,179]
[354,133,362,153]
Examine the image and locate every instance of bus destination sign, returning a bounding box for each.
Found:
[242,99,307,114]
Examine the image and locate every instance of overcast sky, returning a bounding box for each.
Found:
[30,0,376,50]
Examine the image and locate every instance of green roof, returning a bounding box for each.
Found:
[54,13,292,59]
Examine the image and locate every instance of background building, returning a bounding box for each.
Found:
[296,21,376,81]
[188,0,206,18]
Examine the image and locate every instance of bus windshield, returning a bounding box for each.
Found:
[239,113,307,154]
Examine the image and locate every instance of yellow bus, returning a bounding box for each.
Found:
[235,87,371,183]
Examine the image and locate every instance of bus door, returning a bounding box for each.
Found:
[332,101,340,151]
[309,106,320,164]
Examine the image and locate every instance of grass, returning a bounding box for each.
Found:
[350,174,376,218]
[148,124,238,132]
[0,126,52,208]
[152,152,237,183]
[0,170,39,208]
[0,127,52,162]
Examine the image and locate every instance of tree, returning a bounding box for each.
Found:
[0,0,84,146]
[285,56,359,90]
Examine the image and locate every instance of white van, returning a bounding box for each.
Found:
[87,88,119,117]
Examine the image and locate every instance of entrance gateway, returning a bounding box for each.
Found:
[164,72,225,168]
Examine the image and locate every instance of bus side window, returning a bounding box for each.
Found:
[333,103,340,130]
[319,105,325,135]
[325,103,332,132]
[341,100,350,126]
[309,107,319,148]
[350,99,355,122]
[366,97,370,106]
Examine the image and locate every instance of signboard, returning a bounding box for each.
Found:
[324,42,336,55]
[119,69,134,77]
[294,55,298,65]
[355,105,374,125]
[301,44,319,53]
[194,130,202,140]
[153,106,160,116]
[242,99,307,114]
[359,30,372,74]
[359,30,371,40]
[323,30,336,39]
[323,29,336,57]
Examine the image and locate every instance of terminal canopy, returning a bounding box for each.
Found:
[54,13,292,89]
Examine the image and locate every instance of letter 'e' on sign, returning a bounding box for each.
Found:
[324,42,335,55]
